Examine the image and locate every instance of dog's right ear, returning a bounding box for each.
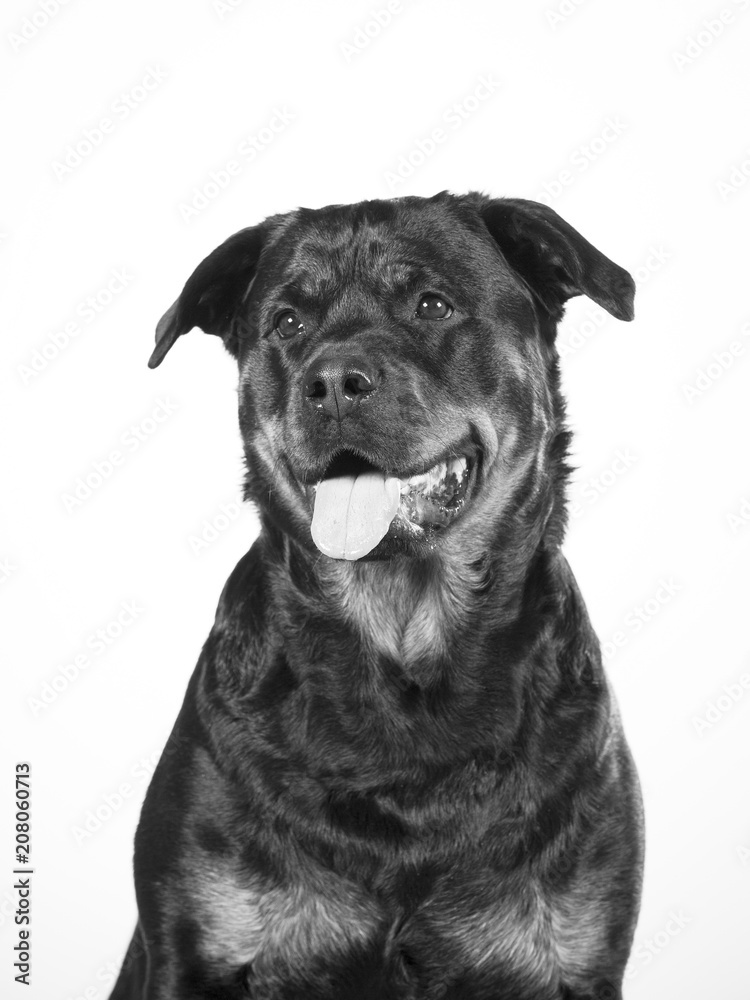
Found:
[148,224,268,369]
[478,197,635,325]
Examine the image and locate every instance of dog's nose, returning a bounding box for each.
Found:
[302,354,379,418]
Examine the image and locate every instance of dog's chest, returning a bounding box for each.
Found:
[416,875,616,992]
[180,859,384,974]
[179,854,605,994]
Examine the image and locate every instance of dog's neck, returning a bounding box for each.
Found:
[264,501,560,684]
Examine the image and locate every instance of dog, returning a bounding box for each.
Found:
[110,192,643,1000]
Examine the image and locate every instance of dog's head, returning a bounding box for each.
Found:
[151,193,633,562]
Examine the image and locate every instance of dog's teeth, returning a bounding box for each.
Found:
[403,458,466,498]
[408,471,430,491]
[422,464,438,493]
[430,462,447,490]
[449,457,467,481]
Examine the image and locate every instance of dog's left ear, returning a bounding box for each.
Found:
[479,198,634,323]
[148,224,269,368]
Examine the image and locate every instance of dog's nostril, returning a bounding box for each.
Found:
[343,372,374,397]
[306,378,327,400]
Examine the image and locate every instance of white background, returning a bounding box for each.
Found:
[2,0,749,997]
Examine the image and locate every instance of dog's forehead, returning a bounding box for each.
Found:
[262,197,502,297]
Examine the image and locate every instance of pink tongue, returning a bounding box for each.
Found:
[311,471,401,560]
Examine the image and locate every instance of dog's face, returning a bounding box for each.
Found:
[151,193,634,561]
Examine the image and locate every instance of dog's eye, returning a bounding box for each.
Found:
[274,310,305,339]
[415,294,453,320]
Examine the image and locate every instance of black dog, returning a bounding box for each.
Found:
[111,192,643,1000]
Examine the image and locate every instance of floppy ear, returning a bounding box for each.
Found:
[479,198,634,323]
[148,224,268,368]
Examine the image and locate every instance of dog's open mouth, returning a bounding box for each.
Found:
[307,450,474,560]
